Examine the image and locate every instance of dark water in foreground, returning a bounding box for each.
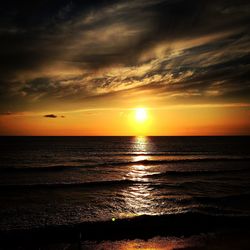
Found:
[0,136,250,231]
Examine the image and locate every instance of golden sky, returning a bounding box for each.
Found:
[0,0,250,135]
[1,104,249,135]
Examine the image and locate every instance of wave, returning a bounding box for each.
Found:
[194,193,250,204]
[0,179,231,191]
[104,157,250,166]
[146,168,250,178]
[1,211,250,245]
[70,152,219,160]
[0,179,141,190]
[168,193,250,209]
[1,157,249,173]
[0,165,81,173]
[68,153,203,160]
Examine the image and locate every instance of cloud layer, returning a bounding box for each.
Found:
[0,0,250,113]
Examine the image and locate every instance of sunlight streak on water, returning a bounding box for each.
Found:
[122,136,157,215]
[133,136,148,152]
[123,183,156,215]
[133,155,148,161]
[126,164,150,181]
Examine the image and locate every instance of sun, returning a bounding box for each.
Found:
[135,108,148,122]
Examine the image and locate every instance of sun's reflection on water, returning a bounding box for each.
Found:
[123,183,155,215]
[122,136,156,216]
[126,164,149,181]
[133,136,148,152]
[133,155,148,161]
[127,136,151,181]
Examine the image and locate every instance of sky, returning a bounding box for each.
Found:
[0,0,250,135]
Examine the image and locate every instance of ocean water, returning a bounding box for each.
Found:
[0,136,250,231]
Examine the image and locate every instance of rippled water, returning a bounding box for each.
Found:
[0,136,249,230]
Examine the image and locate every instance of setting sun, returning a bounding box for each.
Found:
[1,2,250,249]
[135,108,148,122]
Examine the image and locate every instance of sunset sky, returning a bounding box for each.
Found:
[0,0,250,135]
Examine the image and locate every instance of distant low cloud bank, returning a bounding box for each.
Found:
[44,114,57,118]
[43,114,66,118]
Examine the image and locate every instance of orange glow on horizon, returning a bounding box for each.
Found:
[0,105,249,136]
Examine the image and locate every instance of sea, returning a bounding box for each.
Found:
[0,136,250,232]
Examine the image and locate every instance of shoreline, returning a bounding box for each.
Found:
[1,212,249,248]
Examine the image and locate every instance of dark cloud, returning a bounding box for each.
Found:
[44,114,57,118]
[0,0,250,113]
[43,114,65,118]
[0,112,13,116]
